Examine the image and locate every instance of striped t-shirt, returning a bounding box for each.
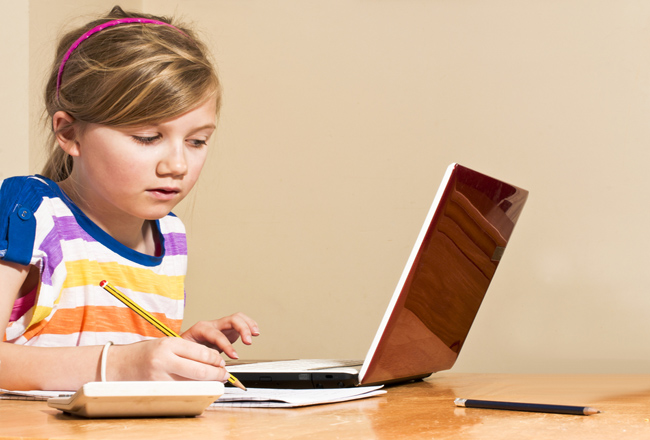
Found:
[0,175,186,346]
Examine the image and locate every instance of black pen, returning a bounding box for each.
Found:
[454,398,601,416]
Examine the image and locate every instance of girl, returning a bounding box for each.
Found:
[0,6,258,391]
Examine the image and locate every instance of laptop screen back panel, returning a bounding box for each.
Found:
[359,164,528,386]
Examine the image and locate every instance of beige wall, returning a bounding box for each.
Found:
[5,1,650,373]
[0,1,29,179]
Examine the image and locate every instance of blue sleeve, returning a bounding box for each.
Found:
[0,177,41,266]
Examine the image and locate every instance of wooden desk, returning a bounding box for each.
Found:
[2,373,649,439]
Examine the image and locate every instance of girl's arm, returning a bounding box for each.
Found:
[0,260,231,391]
[0,260,106,391]
[0,260,29,331]
[0,337,231,391]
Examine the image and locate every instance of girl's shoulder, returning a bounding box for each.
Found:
[0,175,60,265]
[0,175,59,205]
[0,175,61,220]
[0,175,52,186]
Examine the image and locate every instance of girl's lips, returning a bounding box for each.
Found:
[147,187,181,200]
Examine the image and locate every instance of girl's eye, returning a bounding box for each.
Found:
[132,135,161,145]
[188,139,208,148]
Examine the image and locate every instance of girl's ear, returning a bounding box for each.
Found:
[52,111,81,157]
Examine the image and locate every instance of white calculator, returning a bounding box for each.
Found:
[47,381,224,418]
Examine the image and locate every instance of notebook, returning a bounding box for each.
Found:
[227,163,529,388]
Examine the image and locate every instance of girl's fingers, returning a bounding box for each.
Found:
[164,338,228,381]
[182,321,240,358]
[217,313,260,344]
[223,315,253,345]
[166,356,229,382]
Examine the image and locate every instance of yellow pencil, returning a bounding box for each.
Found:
[99,280,247,391]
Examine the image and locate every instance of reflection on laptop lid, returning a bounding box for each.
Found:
[228,164,529,388]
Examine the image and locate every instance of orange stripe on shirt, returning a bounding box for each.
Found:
[21,306,183,340]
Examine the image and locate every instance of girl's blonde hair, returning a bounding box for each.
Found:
[42,6,221,182]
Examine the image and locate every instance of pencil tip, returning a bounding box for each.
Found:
[230,378,247,391]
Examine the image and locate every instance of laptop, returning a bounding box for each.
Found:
[227,163,529,388]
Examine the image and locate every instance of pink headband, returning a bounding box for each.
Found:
[56,18,187,99]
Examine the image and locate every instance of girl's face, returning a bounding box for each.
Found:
[68,98,216,229]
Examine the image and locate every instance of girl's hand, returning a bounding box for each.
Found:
[181,313,260,359]
[108,337,229,382]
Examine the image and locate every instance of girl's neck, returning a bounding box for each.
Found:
[57,178,159,256]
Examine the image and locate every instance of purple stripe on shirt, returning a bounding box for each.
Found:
[37,217,184,284]
[55,216,96,242]
[163,232,187,256]
[39,216,96,285]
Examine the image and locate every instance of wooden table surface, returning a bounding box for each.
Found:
[2,373,649,439]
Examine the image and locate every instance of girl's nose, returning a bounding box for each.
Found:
[157,143,188,177]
